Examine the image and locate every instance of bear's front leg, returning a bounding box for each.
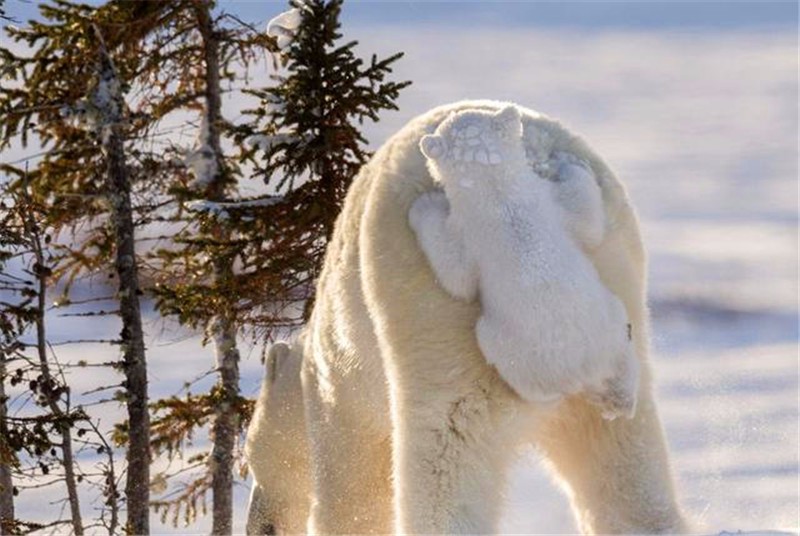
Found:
[245,485,273,535]
[389,357,516,535]
[408,191,478,301]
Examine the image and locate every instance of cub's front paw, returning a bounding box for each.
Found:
[586,347,639,421]
[408,190,449,232]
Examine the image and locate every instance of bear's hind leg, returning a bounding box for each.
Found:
[533,383,689,533]
[391,367,517,534]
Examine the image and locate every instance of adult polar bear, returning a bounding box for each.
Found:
[248,100,689,534]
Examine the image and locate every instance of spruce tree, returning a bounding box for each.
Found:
[239,0,411,319]
[0,1,270,530]
[0,3,158,532]
[0,181,89,535]
[0,192,21,536]
[1,1,410,532]
[145,0,409,529]
[90,2,273,531]
[145,2,410,528]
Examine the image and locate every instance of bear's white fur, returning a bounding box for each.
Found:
[246,100,689,534]
[411,105,638,418]
[244,339,310,535]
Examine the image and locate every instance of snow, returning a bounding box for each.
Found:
[90,67,120,123]
[247,132,298,152]
[259,94,287,120]
[185,115,219,190]
[267,8,303,50]
[187,196,284,219]
[59,57,122,139]
[4,21,797,536]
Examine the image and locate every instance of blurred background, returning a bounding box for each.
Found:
[2,1,797,533]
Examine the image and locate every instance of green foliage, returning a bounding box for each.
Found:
[111,390,254,527]
[0,1,162,289]
[0,0,273,289]
[1,0,410,530]
[245,0,410,203]
[180,0,413,328]
[0,183,93,532]
[115,390,254,459]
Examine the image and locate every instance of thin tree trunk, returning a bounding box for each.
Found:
[195,4,241,533]
[25,208,83,536]
[0,354,13,536]
[105,82,151,536]
[207,315,240,536]
[93,27,150,536]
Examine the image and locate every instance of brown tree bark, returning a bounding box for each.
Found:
[26,210,83,535]
[0,356,13,535]
[194,4,241,534]
[93,26,150,536]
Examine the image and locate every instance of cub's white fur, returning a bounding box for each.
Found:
[245,101,689,535]
[410,106,638,418]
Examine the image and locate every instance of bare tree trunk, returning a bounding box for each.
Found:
[195,4,241,533]
[0,355,13,536]
[25,208,83,536]
[105,81,151,536]
[208,315,240,536]
[104,92,151,536]
[93,27,150,536]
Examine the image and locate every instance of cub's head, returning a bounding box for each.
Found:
[419,105,525,188]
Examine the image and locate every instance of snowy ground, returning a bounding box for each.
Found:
[4,12,798,536]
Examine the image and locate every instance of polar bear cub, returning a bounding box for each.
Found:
[409,105,638,418]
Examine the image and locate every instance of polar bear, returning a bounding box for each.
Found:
[248,100,688,534]
[244,338,310,535]
[410,105,638,418]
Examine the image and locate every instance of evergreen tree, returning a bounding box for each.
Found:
[0,3,162,532]
[0,182,88,535]
[143,1,409,530]
[1,0,409,532]
[237,0,411,320]
[92,28,151,535]
[0,191,22,536]
[89,2,272,531]
[1,1,273,530]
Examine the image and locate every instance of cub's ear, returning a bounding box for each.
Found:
[493,105,523,137]
[420,134,446,160]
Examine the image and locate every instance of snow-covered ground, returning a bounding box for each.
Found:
[5,17,797,536]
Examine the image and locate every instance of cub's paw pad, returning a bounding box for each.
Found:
[449,123,503,166]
